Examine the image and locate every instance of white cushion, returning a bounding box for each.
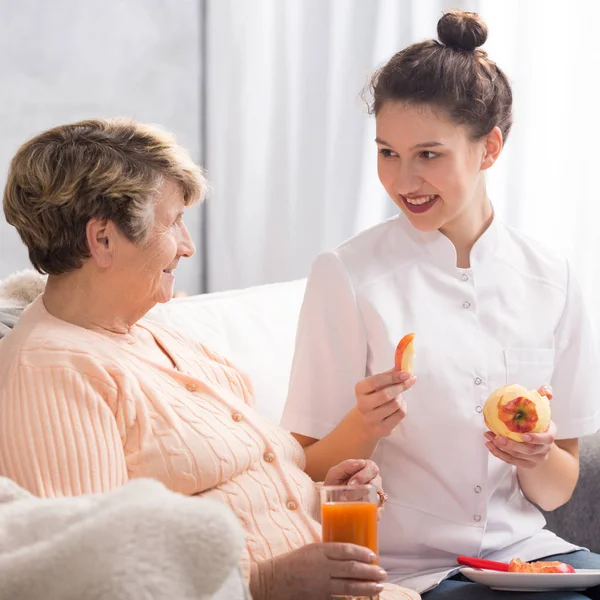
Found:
[148,279,306,425]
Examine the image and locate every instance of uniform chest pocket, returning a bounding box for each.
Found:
[504,348,555,390]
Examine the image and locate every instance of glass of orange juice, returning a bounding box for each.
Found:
[321,484,379,600]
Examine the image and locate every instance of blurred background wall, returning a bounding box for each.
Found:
[0,0,205,291]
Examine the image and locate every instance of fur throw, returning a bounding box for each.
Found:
[0,477,248,599]
[0,270,47,339]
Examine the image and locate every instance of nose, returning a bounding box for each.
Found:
[394,161,423,196]
[178,222,196,258]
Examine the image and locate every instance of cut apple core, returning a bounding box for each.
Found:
[483,384,551,442]
[499,396,538,433]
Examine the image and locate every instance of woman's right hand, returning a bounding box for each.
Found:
[256,542,386,600]
[354,370,417,439]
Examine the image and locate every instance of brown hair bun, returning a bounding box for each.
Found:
[437,9,488,51]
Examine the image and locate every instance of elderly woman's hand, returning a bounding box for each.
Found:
[323,459,387,517]
[252,542,386,600]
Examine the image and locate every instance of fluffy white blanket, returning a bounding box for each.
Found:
[0,477,248,599]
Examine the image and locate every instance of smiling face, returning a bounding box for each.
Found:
[109,179,196,310]
[376,102,501,235]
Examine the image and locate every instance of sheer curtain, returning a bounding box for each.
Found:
[205,0,599,338]
[481,0,600,335]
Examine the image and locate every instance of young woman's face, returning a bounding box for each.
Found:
[376,102,500,233]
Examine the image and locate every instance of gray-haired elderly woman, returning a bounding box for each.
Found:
[0,119,419,600]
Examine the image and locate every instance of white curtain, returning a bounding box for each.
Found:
[480,0,600,336]
[205,0,600,338]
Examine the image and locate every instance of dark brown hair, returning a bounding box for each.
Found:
[368,9,513,141]
[4,118,207,275]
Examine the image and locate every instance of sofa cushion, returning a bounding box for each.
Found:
[542,431,600,553]
[148,279,306,425]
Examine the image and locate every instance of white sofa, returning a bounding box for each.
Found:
[149,279,307,426]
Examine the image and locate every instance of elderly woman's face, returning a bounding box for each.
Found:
[112,180,195,307]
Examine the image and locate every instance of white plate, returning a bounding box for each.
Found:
[459,567,600,592]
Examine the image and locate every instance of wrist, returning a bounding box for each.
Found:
[250,559,276,600]
[346,407,383,445]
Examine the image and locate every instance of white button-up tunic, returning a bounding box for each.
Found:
[281,214,600,593]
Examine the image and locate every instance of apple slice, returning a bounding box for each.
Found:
[483,384,551,442]
[394,333,415,375]
[508,557,575,573]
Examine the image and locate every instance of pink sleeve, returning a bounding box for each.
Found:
[0,366,127,498]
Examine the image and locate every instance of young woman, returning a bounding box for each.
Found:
[281,9,600,599]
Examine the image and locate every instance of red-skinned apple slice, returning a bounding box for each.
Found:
[508,557,575,573]
[394,333,415,375]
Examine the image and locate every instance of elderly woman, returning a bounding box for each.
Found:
[0,119,419,600]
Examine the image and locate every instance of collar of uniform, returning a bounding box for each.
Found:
[394,211,499,269]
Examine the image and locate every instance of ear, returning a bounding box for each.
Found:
[481,126,503,171]
[86,218,117,269]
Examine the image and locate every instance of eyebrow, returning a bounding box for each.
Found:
[375,137,444,150]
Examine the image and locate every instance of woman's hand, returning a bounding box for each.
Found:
[253,543,386,600]
[324,459,387,517]
[485,385,557,469]
[354,370,416,440]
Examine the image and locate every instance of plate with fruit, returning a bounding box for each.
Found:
[457,556,600,592]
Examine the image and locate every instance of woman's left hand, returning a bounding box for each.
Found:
[485,386,557,469]
[485,420,557,469]
[323,459,387,517]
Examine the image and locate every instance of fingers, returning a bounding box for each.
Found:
[355,370,415,396]
[354,370,415,439]
[485,428,555,469]
[359,381,413,416]
[484,433,547,457]
[538,384,553,400]
[328,559,387,582]
[371,474,383,493]
[321,542,377,564]
[520,421,557,445]
[485,421,557,456]
[380,397,407,422]
[348,461,379,486]
[485,440,539,469]
[368,394,407,421]
[323,543,385,596]
[329,579,385,598]
[325,459,367,485]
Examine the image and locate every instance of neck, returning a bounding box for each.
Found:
[43,270,146,334]
[439,187,493,268]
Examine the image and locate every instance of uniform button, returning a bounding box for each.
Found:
[474,514,482,522]
[263,452,275,463]
[474,377,483,385]
[475,405,483,413]
[474,485,482,494]
[232,412,243,422]
[461,273,469,281]
[463,301,471,309]
[186,382,197,392]
[286,499,298,511]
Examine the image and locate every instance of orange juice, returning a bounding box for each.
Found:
[322,501,378,557]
